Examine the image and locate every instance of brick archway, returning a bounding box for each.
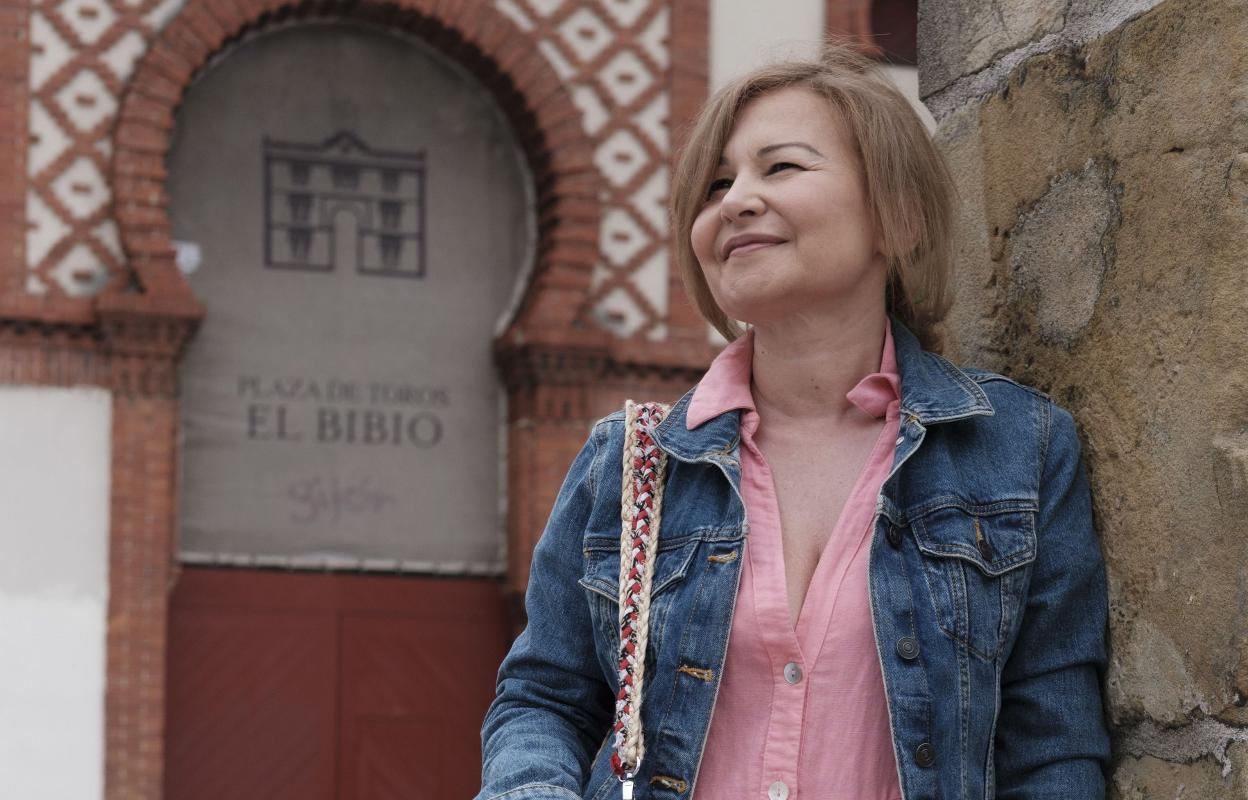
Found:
[110,0,600,341]
[105,4,606,796]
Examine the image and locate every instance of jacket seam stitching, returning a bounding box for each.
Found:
[483,783,583,799]
[587,414,619,499]
[1038,401,1054,492]
[969,373,1053,402]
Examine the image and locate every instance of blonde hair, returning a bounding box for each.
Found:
[670,43,958,352]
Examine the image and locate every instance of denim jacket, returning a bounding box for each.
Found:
[478,316,1110,800]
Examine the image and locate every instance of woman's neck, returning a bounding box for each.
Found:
[748,305,887,426]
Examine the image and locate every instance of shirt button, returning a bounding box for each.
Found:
[896,636,920,661]
[768,780,790,800]
[895,435,904,445]
[783,662,803,684]
[915,742,936,767]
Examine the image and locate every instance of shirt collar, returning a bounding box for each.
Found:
[686,317,899,430]
[651,316,995,467]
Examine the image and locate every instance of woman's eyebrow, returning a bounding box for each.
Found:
[758,142,824,158]
[718,142,825,165]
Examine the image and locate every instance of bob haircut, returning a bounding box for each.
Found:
[670,43,959,352]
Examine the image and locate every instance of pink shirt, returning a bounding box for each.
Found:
[687,321,903,800]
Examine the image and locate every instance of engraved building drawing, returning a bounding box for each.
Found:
[264,131,426,278]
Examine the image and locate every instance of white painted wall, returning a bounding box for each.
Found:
[710,0,825,91]
[710,1,934,129]
[0,386,111,800]
[880,63,937,130]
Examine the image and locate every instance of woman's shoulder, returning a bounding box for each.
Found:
[592,409,627,430]
[587,409,627,451]
[947,361,1083,459]
[954,362,1054,405]
[951,360,1074,421]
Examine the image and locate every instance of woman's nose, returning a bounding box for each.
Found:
[719,176,765,221]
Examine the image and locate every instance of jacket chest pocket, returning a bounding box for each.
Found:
[911,502,1037,662]
[579,534,700,680]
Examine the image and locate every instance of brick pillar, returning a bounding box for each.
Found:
[101,313,197,800]
[497,338,610,633]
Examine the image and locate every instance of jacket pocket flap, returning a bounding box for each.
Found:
[578,535,699,603]
[911,501,1037,576]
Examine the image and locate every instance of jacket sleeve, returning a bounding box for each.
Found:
[994,402,1111,799]
[476,420,617,800]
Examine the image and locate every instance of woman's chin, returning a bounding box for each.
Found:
[716,303,787,330]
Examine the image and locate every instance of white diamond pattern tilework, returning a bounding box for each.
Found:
[557,7,612,64]
[632,247,668,316]
[142,0,185,31]
[50,156,109,219]
[639,8,669,69]
[635,93,667,150]
[630,165,668,232]
[520,0,673,339]
[594,128,647,187]
[598,48,654,107]
[571,85,609,135]
[27,190,71,265]
[48,243,111,296]
[599,0,648,28]
[29,13,72,91]
[100,29,147,81]
[26,0,189,297]
[524,0,565,19]
[493,0,535,32]
[595,286,645,337]
[600,207,648,267]
[589,259,611,293]
[537,39,576,80]
[28,101,71,176]
[92,219,124,259]
[57,0,118,45]
[54,69,118,131]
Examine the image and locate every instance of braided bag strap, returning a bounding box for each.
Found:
[611,400,670,786]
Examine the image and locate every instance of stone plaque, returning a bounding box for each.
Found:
[169,24,532,573]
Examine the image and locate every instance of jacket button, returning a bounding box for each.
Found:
[895,636,919,661]
[915,742,936,767]
[886,524,902,548]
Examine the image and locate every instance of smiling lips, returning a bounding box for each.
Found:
[722,234,787,260]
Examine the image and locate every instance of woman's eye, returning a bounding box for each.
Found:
[768,162,800,174]
[706,178,732,199]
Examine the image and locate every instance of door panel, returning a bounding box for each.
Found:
[166,568,508,799]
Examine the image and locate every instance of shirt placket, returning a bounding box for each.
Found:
[740,426,807,800]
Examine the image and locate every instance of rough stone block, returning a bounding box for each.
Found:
[934,0,1248,755]
[918,0,1067,97]
[1112,749,1245,799]
[1007,160,1117,345]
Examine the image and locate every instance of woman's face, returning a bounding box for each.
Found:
[690,86,887,329]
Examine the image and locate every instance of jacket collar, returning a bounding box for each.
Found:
[652,314,994,463]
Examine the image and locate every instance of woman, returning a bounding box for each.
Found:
[478,46,1109,800]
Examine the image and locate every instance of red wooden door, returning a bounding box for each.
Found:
[165,568,509,799]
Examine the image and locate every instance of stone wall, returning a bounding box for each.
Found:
[919,0,1248,795]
